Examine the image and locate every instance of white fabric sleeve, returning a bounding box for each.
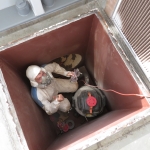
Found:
[44,62,69,77]
[41,99,61,115]
[58,98,71,112]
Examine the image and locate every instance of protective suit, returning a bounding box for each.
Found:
[26,62,78,115]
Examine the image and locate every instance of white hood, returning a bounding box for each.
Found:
[26,65,46,87]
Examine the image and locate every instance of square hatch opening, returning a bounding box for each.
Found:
[0,14,149,150]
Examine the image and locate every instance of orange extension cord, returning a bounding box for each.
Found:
[81,80,150,98]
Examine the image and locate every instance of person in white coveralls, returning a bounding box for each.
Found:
[26,62,78,115]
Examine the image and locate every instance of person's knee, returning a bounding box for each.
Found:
[59,98,71,112]
[71,82,78,92]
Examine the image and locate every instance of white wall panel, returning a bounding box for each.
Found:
[0,0,17,10]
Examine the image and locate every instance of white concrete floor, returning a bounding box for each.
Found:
[86,116,150,150]
[107,123,150,150]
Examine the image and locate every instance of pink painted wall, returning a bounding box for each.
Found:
[49,108,146,150]
[85,16,149,110]
[0,15,94,72]
[0,60,57,150]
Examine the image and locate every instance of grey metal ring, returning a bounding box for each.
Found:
[66,120,75,129]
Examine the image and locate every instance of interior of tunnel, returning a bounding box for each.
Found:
[0,14,149,150]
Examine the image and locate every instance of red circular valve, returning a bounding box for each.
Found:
[63,124,69,132]
[86,96,97,107]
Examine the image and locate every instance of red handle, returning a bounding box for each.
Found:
[87,92,97,114]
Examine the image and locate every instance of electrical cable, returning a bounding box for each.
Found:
[81,80,150,98]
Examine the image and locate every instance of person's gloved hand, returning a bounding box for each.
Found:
[69,69,82,83]
[66,71,75,77]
